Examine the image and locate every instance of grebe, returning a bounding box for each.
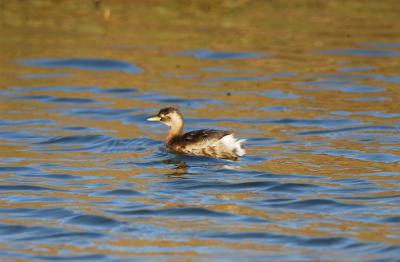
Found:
[147,107,245,160]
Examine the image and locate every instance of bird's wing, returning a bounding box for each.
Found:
[169,129,244,159]
[180,129,232,145]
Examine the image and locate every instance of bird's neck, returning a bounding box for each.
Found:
[167,123,183,143]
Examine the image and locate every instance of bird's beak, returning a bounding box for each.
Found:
[146,116,161,121]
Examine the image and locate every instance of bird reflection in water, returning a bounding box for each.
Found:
[162,155,242,177]
[162,157,189,177]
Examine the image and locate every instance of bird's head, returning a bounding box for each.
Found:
[147,107,183,127]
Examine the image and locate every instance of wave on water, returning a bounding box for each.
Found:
[35,134,159,153]
[178,49,270,59]
[20,58,143,74]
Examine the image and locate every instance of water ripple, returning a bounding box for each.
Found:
[0,185,56,192]
[20,58,143,74]
[179,49,270,59]
[111,207,234,218]
[204,231,351,248]
[0,166,38,173]
[34,254,108,261]
[296,125,396,136]
[19,95,99,104]
[267,182,321,192]
[179,181,278,190]
[65,214,121,228]
[0,224,58,238]
[297,81,385,93]
[94,189,142,196]
[0,208,74,220]
[380,216,400,224]
[0,119,55,126]
[316,49,400,57]
[35,134,158,153]
[38,134,109,145]
[265,199,362,212]
[18,232,103,242]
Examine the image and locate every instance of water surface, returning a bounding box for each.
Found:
[0,1,399,261]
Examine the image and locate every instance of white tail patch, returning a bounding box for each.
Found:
[220,134,246,157]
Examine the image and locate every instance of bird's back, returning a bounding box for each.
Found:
[168,129,245,159]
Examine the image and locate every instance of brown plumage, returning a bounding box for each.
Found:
[147,107,245,160]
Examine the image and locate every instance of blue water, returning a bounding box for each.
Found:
[20,58,143,74]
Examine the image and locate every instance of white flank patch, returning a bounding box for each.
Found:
[220,134,246,156]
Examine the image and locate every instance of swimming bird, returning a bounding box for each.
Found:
[147,107,245,160]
